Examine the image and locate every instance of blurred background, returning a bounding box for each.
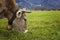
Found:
[0,0,60,40]
[16,0,60,10]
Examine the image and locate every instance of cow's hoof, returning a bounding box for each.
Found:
[6,27,12,30]
[6,26,12,30]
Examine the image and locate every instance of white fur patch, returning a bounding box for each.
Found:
[24,30,28,33]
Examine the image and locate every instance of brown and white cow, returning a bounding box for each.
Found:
[0,0,29,33]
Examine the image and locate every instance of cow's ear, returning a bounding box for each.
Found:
[16,10,22,18]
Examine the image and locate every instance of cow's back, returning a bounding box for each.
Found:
[0,0,18,18]
[6,0,18,13]
[0,0,6,13]
[0,0,6,18]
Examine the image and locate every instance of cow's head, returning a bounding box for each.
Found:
[10,8,30,33]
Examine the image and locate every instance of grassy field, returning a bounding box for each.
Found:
[0,11,60,40]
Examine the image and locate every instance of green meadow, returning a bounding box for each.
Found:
[0,11,60,40]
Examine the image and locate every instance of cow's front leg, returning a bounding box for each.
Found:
[7,25,13,30]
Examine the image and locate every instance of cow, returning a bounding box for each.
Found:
[0,0,28,33]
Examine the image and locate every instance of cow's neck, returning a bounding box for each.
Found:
[8,9,18,25]
[5,0,18,20]
[4,9,17,25]
[4,10,13,20]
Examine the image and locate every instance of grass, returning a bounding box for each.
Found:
[0,11,60,40]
